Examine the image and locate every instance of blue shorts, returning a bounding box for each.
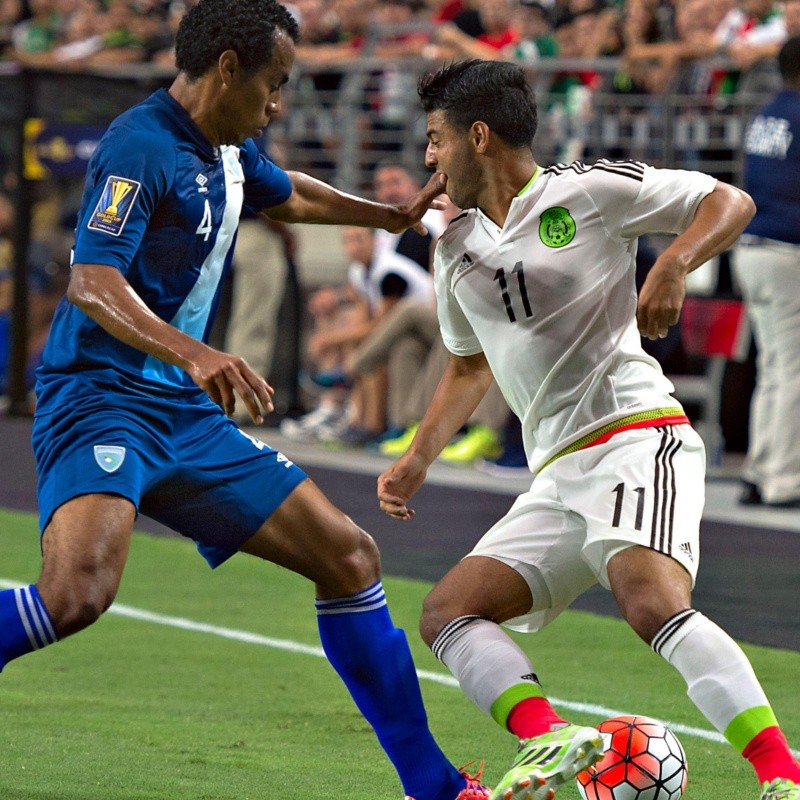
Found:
[32,375,307,567]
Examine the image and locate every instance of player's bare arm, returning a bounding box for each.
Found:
[636,182,755,340]
[377,351,494,520]
[263,170,447,234]
[67,262,274,422]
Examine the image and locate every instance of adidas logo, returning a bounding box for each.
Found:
[516,744,561,768]
[455,252,474,276]
[678,542,694,562]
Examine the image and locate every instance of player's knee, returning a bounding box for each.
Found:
[617,593,676,645]
[419,586,457,649]
[39,577,118,638]
[325,524,381,595]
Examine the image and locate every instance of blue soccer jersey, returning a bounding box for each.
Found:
[31,88,308,562]
[36,88,292,400]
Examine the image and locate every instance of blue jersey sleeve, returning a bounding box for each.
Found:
[72,124,173,272]
[239,138,293,216]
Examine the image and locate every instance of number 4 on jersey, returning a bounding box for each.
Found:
[196,198,213,241]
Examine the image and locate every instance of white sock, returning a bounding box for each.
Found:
[653,609,770,737]
[432,615,540,719]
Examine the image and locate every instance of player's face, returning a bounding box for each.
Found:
[424,110,479,209]
[221,29,295,144]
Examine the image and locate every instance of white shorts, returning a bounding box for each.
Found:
[468,424,705,632]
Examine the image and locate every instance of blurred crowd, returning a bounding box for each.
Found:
[0,0,795,91]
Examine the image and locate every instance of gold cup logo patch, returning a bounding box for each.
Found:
[105,180,133,216]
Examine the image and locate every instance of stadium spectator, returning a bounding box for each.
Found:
[505,0,558,64]
[283,225,434,446]
[0,0,26,55]
[732,35,800,507]
[9,0,60,63]
[425,0,520,61]
[378,58,800,800]
[283,0,340,174]
[223,214,296,422]
[372,159,446,269]
[0,4,492,800]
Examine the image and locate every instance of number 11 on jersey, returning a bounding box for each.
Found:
[494,261,533,322]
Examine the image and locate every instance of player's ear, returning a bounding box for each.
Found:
[471,121,491,154]
[218,49,240,87]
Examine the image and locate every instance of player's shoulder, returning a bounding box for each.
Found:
[102,98,175,158]
[543,158,648,186]
[438,208,476,248]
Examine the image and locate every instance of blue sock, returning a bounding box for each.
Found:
[317,582,464,800]
[0,584,58,671]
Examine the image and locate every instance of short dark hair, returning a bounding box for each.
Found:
[418,60,538,149]
[175,0,300,80]
[779,35,800,82]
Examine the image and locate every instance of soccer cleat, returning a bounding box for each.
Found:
[403,763,491,800]
[379,422,420,457]
[439,425,502,465]
[761,778,800,800]
[456,762,492,798]
[488,724,605,800]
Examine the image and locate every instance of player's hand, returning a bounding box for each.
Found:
[187,345,274,423]
[636,261,686,341]
[385,172,447,235]
[377,453,429,520]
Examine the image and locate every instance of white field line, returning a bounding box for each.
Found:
[2,578,798,758]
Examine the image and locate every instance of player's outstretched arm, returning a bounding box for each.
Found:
[636,182,755,340]
[263,170,447,234]
[67,263,274,422]
[377,351,494,520]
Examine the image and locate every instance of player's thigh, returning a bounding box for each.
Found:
[466,474,597,633]
[142,416,307,569]
[39,493,136,633]
[421,555,535,641]
[240,478,380,597]
[558,424,705,591]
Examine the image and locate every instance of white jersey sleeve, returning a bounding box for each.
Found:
[619,166,717,239]
[434,231,483,357]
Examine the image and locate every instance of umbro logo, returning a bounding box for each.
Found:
[678,542,694,562]
[455,252,474,276]
[196,173,209,193]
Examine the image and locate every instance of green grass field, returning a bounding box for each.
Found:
[1,506,798,800]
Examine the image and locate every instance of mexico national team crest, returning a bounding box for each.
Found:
[539,206,576,248]
[87,175,141,236]
[94,445,126,473]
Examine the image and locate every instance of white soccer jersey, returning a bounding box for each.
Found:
[434,159,717,474]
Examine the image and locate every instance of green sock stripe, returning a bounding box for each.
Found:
[724,706,778,752]
[490,683,546,729]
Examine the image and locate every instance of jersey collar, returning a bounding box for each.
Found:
[477,165,542,237]
[516,165,541,197]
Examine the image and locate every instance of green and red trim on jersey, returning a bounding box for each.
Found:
[541,407,689,471]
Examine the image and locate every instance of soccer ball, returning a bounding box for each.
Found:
[576,715,688,800]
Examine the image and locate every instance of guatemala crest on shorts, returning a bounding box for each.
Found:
[87,175,141,236]
[94,445,126,473]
